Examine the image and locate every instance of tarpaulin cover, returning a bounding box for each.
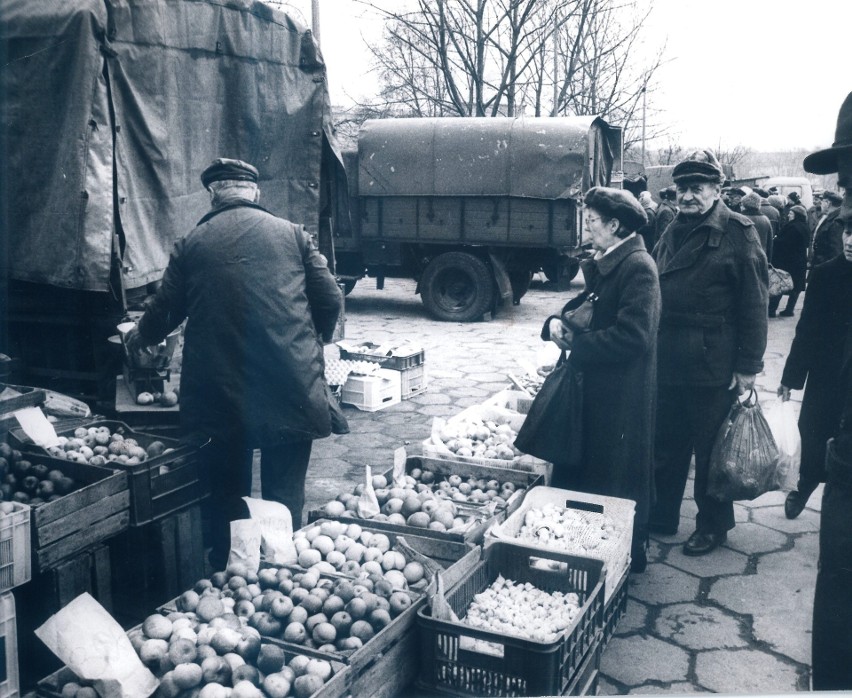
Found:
[0,0,340,291]
[357,116,618,200]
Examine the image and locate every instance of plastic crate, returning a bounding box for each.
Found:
[602,566,629,649]
[399,363,428,399]
[417,542,605,697]
[0,504,30,593]
[338,342,425,370]
[0,593,18,698]
[10,420,209,527]
[341,369,401,412]
[486,486,635,603]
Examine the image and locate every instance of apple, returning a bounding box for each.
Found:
[200,655,232,685]
[236,628,262,663]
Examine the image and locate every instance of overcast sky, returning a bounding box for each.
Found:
[278,0,848,153]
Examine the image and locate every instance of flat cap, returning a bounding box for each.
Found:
[672,150,725,184]
[584,186,648,232]
[822,190,843,205]
[200,158,259,188]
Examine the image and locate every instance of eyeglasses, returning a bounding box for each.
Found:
[583,214,604,225]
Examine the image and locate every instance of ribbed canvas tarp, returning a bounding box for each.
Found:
[357,116,619,200]
[0,0,339,291]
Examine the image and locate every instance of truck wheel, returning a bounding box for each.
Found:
[544,258,580,283]
[420,252,494,322]
[342,279,357,296]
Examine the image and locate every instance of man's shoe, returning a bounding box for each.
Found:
[768,311,776,318]
[780,310,795,317]
[784,490,808,519]
[683,531,726,556]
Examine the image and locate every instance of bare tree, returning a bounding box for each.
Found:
[358,0,666,148]
[710,141,752,170]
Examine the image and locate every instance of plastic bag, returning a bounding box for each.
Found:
[764,398,801,491]
[708,391,780,501]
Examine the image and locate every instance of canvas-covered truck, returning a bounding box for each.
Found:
[0,0,348,399]
[334,116,623,322]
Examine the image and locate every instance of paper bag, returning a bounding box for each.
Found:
[36,593,158,698]
[226,519,262,574]
[243,497,298,566]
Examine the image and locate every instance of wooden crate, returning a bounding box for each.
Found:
[15,545,112,691]
[0,385,46,436]
[307,456,542,546]
[110,504,206,623]
[26,454,130,573]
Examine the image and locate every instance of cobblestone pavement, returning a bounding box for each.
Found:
[304,275,812,696]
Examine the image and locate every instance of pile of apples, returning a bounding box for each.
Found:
[437,416,520,461]
[0,441,78,505]
[43,425,173,467]
[292,520,428,591]
[321,470,521,532]
[517,504,619,552]
[462,574,583,644]
[169,562,413,657]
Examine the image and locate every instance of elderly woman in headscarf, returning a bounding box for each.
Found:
[541,187,662,572]
[769,204,810,317]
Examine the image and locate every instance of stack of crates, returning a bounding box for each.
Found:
[338,342,427,399]
[0,502,30,698]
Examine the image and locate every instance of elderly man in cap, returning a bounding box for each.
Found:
[793,91,852,691]
[126,158,347,569]
[811,190,844,267]
[649,150,769,556]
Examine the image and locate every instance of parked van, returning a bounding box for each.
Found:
[758,176,814,210]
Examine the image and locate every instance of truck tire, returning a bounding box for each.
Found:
[420,252,494,322]
[544,258,580,283]
[342,279,357,296]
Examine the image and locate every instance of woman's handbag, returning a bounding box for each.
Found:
[561,291,598,333]
[707,390,780,501]
[767,265,794,297]
[514,352,584,468]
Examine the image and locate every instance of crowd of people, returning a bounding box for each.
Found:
[541,92,852,690]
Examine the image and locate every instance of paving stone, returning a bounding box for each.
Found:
[597,676,622,695]
[614,597,649,636]
[600,636,690,686]
[408,392,452,405]
[654,603,749,650]
[708,533,818,665]
[695,648,801,694]
[751,505,820,534]
[629,563,700,605]
[680,498,699,519]
[724,522,789,555]
[417,404,457,417]
[628,682,710,694]
[748,489,787,508]
[733,502,751,523]
[665,543,749,578]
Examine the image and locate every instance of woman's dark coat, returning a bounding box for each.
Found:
[772,215,809,292]
[541,235,661,530]
[781,255,852,484]
[744,212,774,260]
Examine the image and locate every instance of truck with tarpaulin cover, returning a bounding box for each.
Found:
[0,0,349,399]
[334,116,623,322]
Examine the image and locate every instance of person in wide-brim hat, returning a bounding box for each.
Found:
[804,92,852,174]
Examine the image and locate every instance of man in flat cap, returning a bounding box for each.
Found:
[127,158,347,569]
[811,190,844,268]
[650,150,769,556]
[788,91,852,691]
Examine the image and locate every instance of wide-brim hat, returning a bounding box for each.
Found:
[584,187,648,231]
[803,92,852,174]
[201,158,259,188]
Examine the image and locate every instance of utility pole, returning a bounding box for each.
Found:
[312,0,320,45]
[641,80,647,167]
